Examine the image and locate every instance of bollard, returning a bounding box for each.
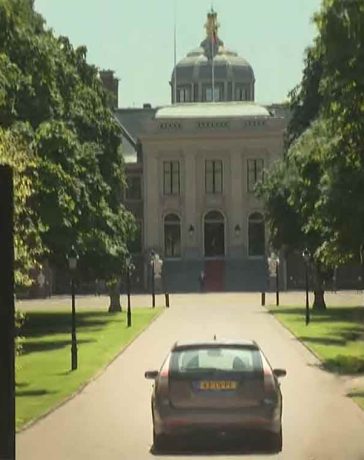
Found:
[165,293,170,308]
[261,292,265,306]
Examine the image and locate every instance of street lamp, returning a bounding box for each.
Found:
[150,250,155,308]
[302,248,311,325]
[268,252,280,306]
[126,255,133,327]
[67,246,79,371]
[234,224,241,237]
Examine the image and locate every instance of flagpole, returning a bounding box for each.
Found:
[212,43,215,102]
[211,7,215,102]
[173,0,177,104]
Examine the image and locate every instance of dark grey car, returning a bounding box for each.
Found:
[145,339,286,452]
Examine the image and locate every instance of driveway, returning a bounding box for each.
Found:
[17,293,364,459]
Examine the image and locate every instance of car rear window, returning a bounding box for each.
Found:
[170,346,263,375]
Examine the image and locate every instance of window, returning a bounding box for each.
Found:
[236,86,249,101]
[164,214,181,258]
[125,176,141,200]
[205,85,221,102]
[163,161,180,195]
[247,159,264,192]
[205,160,223,194]
[248,212,265,256]
[178,87,190,102]
[170,346,263,375]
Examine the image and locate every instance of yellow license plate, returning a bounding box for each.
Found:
[199,380,238,390]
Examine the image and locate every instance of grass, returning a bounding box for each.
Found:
[268,304,364,410]
[16,307,162,430]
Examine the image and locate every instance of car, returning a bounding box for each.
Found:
[145,338,286,452]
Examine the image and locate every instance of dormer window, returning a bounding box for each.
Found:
[204,85,221,102]
[177,87,190,103]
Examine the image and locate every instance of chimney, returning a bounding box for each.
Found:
[99,69,119,109]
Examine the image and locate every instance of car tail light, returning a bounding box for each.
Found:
[156,355,171,407]
[159,354,170,377]
[261,354,276,395]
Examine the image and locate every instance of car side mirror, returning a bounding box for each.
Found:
[273,368,287,378]
[145,370,159,380]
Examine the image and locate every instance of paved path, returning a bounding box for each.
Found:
[17,293,364,459]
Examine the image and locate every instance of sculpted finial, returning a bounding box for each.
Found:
[204,8,219,41]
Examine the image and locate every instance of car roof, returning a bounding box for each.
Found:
[171,339,259,351]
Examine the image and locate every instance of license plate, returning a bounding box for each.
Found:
[198,380,238,391]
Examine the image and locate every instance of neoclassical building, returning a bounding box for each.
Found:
[103,10,288,291]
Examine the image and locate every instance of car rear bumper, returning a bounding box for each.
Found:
[153,404,281,436]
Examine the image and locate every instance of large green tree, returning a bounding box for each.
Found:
[0,125,43,286]
[0,0,135,307]
[259,0,364,308]
[312,0,364,270]
[258,120,336,309]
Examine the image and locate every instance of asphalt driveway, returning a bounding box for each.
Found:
[17,293,364,459]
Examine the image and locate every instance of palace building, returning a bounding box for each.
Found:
[102,10,289,292]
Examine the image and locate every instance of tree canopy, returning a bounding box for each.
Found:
[258,0,364,307]
[0,0,135,286]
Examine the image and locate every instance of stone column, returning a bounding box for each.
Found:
[184,150,198,258]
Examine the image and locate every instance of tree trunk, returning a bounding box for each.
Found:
[108,280,121,312]
[312,264,326,311]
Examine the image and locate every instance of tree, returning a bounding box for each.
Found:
[260,0,364,309]
[0,0,135,307]
[0,125,43,287]
[257,120,338,310]
[311,0,364,271]
[286,43,324,148]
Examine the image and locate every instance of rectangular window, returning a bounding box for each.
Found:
[125,176,142,201]
[205,85,221,102]
[205,160,223,194]
[236,85,248,101]
[205,87,213,102]
[247,159,264,192]
[178,87,190,102]
[170,346,263,375]
[163,161,180,195]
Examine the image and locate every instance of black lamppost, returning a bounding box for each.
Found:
[68,246,79,370]
[303,248,311,325]
[268,252,280,306]
[150,250,155,308]
[126,255,132,327]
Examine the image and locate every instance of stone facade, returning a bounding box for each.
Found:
[140,106,285,261]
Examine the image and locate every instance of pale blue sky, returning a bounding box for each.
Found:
[34,0,320,108]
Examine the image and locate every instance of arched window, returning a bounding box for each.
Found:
[248,212,265,256]
[164,214,181,258]
[205,210,224,222]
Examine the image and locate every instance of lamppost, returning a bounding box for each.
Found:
[150,250,155,308]
[302,248,311,325]
[268,252,280,306]
[0,166,15,460]
[126,255,133,327]
[68,246,79,371]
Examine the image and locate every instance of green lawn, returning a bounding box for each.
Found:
[268,304,364,409]
[16,307,162,430]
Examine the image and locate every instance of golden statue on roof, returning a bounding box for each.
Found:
[205,8,219,41]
